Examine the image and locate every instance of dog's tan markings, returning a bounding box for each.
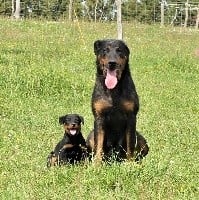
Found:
[94,99,112,115]
[49,155,58,166]
[126,131,133,160]
[95,129,105,163]
[64,124,80,130]
[117,57,127,68]
[98,55,108,63]
[122,100,134,112]
[88,138,94,151]
[99,57,109,71]
[64,124,69,131]
[62,144,74,149]
[115,58,127,80]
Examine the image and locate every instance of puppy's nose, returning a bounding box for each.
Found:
[72,123,76,127]
[108,61,117,70]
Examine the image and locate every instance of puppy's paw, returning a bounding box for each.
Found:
[47,151,58,168]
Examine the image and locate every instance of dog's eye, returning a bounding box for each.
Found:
[74,119,80,124]
[116,47,122,53]
[103,48,109,54]
[66,118,71,123]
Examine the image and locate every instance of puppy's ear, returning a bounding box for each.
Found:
[59,115,67,125]
[94,40,102,55]
[79,116,84,125]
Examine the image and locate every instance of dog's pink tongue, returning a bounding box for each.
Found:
[105,69,117,89]
[70,130,77,135]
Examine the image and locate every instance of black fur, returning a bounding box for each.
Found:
[47,114,87,167]
[91,39,147,162]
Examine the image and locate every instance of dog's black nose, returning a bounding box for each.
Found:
[108,61,117,70]
[72,123,76,127]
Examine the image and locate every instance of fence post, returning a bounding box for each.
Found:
[14,0,21,19]
[161,1,164,27]
[196,6,199,29]
[116,0,123,40]
[69,0,73,21]
[184,1,189,28]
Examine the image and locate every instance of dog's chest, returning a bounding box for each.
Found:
[93,93,135,116]
[105,108,127,129]
[66,134,81,145]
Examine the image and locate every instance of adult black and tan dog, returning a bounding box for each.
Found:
[91,39,147,162]
[47,114,87,167]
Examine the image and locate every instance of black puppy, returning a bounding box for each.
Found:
[47,114,87,167]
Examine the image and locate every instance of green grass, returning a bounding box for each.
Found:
[0,18,198,199]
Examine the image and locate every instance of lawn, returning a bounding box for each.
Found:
[0,18,198,199]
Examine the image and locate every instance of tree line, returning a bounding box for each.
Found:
[0,0,199,26]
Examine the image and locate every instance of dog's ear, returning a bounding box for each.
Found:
[79,116,84,125]
[119,40,130,56]
[94,40,102,55]
[123,42,130,56]
[59,115,67,125]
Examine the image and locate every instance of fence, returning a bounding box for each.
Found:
[160,1,199,28]
[0,0,199,28]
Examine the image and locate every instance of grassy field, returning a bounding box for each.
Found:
[0,18,198,199]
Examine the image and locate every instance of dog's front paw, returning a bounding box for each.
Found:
[47,151,58,168]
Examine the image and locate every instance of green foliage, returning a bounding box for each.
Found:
[0,0,12,15]
[0,19,198,199]
[0,0,199,25]
[122,0,160,23]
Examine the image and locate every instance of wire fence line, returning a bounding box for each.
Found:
[0,1,199,28]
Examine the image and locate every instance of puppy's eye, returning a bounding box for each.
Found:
[74,119,80,124]
[66,118,71,123]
